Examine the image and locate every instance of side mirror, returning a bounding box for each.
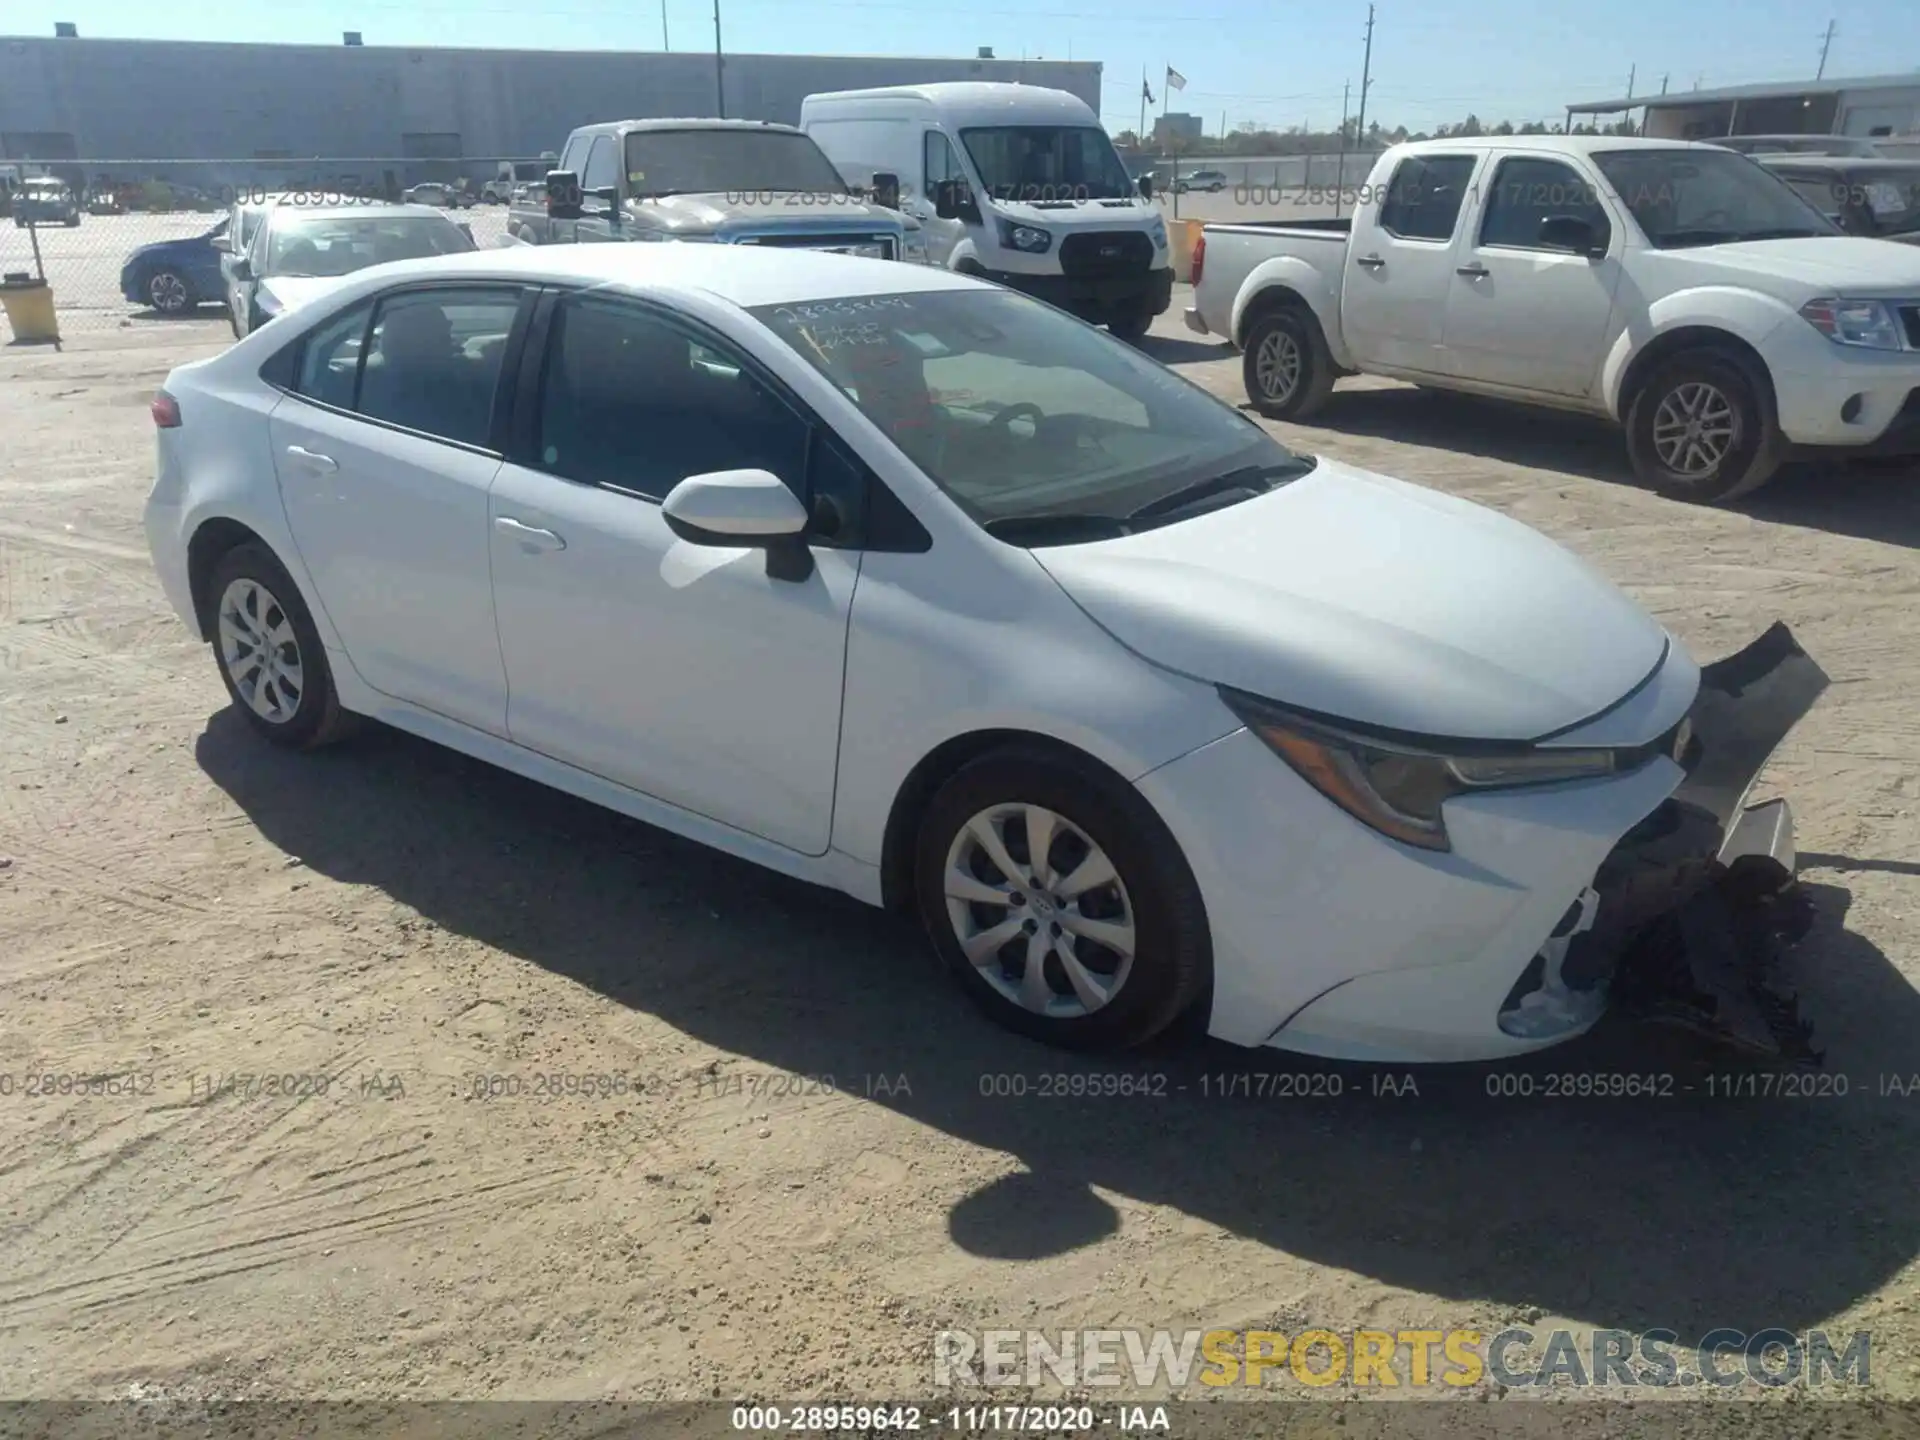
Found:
[1539,214,1604,257]
[546,169,583,220]
[1137,173,1155,200]
[661,469,815,582]
[590,184,621,223]
[210,234,232,253]
[933,179,968,221]
[871,171,901,210]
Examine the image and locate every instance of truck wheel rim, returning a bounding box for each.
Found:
[218,577,304,724]
[1651,381,1736,478]
[150,273,188,312]
[943,803,1136,1019]
[1255,328,1303,402]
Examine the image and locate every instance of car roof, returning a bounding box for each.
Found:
[803,82,1096,127]
[313,242,984,310]
[572,117,805,137]
[268,203,462,224]
[1398,135,1743,156]
[1752,155,1920,173]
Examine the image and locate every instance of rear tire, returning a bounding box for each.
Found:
[206,543,354,750]
[1108,309,1153,341]
[1626,349,1783,504]
[913,746,1210,1052]
[1242,305,1336,420]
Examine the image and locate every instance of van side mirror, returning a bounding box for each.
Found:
[546,169,583,220]
[1137,173,1155,200]
[1539,214,1605,257]
[871,171,901,210]
[933,179,977,222]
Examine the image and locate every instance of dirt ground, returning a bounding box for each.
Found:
[2,295,1919,1418]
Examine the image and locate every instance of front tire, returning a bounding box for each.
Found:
[1242,305,1336,420]
[207,543,352,749]
[914,747,1209,1051]
[1626,350,1783,503]
[146,269,192,315]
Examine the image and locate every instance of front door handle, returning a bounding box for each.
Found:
[283,444,337,472]
[494,515,567,553]
[1456,262,1490,278]
[1355,254,1387,269]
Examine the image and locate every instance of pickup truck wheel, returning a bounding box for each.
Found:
[1627,351,1783,504]
[1108,310,1153,340]
[1243,308,1335,420]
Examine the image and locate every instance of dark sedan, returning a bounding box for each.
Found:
[119,216,232,315]
[1755,155,1920,244]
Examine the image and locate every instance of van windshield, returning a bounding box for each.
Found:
[959,126,1135,202]
[622,129,849,198]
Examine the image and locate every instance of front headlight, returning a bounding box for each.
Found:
[1220,689,1631,852]
[1148,218,1168,250]
[996,218,1052,254]
[1799,297,1906,350]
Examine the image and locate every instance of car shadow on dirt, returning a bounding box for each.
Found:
[1294,387,1920,549]
[197,710,1920,1338]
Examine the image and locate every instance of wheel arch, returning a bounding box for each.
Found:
[878,729,1148,914]
[1609,324,1780,427]
[186,517,277,641]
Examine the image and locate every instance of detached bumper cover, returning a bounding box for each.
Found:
[1512,623,1831,1062]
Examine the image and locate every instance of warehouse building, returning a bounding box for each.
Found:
[0,34,1103,180]
[1567,71,1920,141]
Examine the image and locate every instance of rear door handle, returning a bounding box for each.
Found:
[1456,262,1490,278]
[283,444,337,472]
[1355,254,1387,269]
[494,516,567,553]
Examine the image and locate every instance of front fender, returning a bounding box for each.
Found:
[1599,286,1800,420]
[1229,254,1350,369]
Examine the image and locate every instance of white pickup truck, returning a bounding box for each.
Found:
[1187,135,1920,502]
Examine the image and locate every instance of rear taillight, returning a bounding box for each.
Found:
[1191,232,1206,290]
[151,390,181,429]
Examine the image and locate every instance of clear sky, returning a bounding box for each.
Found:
[10,0,1919,135]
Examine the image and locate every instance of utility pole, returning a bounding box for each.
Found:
[1626,64,1635,99]
[713,0,725,118]
[1334,78,1350,221]
[1816,18,1836,80]
[660,0,669,51]
[1139,66,1148,149]
[1354,4,1375,155]
[1660,73,1669,94]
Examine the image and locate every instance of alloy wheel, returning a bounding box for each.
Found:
[1254,327,1302,404]
[942,803,1136,1019]
[218,577,304,724]
[1651,381,1737,478]
[149,272,189,313]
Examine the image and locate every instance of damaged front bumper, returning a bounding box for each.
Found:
[1497,623,1830,1064]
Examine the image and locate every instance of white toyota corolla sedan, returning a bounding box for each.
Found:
[144,244,1824,1063]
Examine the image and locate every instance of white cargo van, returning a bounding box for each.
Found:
[801,82,1172,336]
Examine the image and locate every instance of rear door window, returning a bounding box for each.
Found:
[356,288,525,449]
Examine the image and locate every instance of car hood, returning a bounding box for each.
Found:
[632,192,905,235]
[1650,235,1920,296]
[126,235,216,263]
[987,196,1164,231]
[256,275,352,314]
[1032,458,1672,743]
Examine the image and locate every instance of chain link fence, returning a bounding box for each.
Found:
[1,158,541,334]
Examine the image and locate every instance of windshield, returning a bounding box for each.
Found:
[959,126,1136,202]
[748,289,1307,539]
[621,129,847,198]
[24,180,67,196]
[1785,168,1920,234]
[265,214,473,277]
[1593,148,1842,247]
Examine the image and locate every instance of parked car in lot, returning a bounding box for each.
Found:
[510,117,918,265]
[403,181,477,209]
[802,83,1171,334]
[1176,168,1229,193]
[223,203,476,337]
[119,215,231,315]
[143,242,1824,1063]
[87,189,127,216]
[14,177,80,226]
[1751,154,1920,245]
[1187,136,1920,503]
